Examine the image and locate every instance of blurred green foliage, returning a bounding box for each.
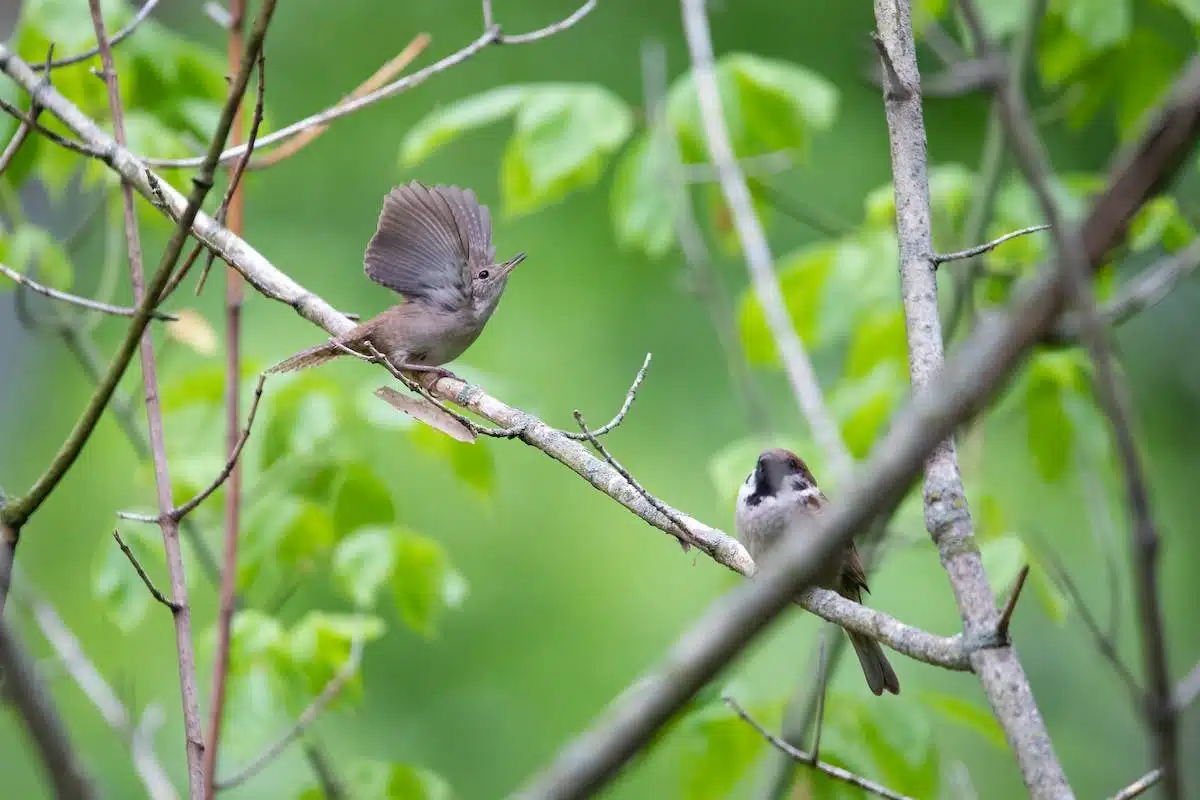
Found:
[2,0,1200,798]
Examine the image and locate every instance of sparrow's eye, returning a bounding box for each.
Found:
[477,269,490,279]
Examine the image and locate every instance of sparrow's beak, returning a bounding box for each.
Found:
[497,251,527,277]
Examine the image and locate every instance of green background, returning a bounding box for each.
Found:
[2,0,1199,797]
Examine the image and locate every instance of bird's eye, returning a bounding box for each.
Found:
[477,269,490,279]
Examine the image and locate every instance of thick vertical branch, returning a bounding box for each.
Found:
[204,0,248,793]
[869,2,1071,797]
[86,2,207,794]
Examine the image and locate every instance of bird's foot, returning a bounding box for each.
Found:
[395,362,459,388]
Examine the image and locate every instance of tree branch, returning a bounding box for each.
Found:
[957,1,1178,794]
[0,614,97,799]
[871,2,1071,796]
[215,637,365,791]
[0,261,178,320]
[7,13,1199,797]
[139,1,598,170]
[113,530,181,612]
[18,580,178,798]
[933,225,1050,266]
[31,0,160,71]
[1048,238,1200,344]
[723,696,912,800]
[205,3,255,790]
[680,0,851,477]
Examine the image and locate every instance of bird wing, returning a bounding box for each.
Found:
[363,181,471,312]
[801,487,873,597]
[434,185,496,293]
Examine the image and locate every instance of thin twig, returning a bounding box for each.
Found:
[113,530,180,611]
[32,0,161,71]
[216,637,365,791]
[496,0,598,44]
[723,696,914,800]
[1049,237,1200,343]
[250,35,430,170]
[206,6,253,789]
[679,0,851,479]
[18,580,178,799]
[573,410,693,551]
[140,0,598,169]
[0,615,97,799]
[0,80,41,175]
[1109,769,1163,800]
[184,374,267,522]
[1043,548,1141,705]
[86,0,211,791]
[195,47,266,295]
[0,95,105,158]
[562,353,652,439]
[0,262,178,320]
[944,0,1043,338]
[640,39,773,434]
[996,564,1030,641]
[132,706,178,800]
[933,225,1050,265]
[958,2,1179,794]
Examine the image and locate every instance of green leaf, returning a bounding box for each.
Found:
[274,498,337,568]
[333,527,397,609]
[261,373,342,469]
[736,241,835,367]
[677,699,775,800]
[844,308,908,380]
[1114,32,1183,142]
[333,462,395,534]
[92,527,161,632]
[1128,196,1195,253]
[225,610,292,718]
[921,691,1007,749]
[400,86,528,166]
[408,422,496,496]
[119,111,193,161]
[815,693,939,798]
[972,0,1032,38]
[1167,0,1200,24]
[0,223,74,290]
[1064,0,1130,50]
[392,529,466,637]
[287,611,384,697]
[980,535,1027,601]
[1029,560,1070,625]
[609,134,676,259]
[500,85,633,216]
[341,760,453,800]
[1022,350,1093,482]
[831,363,908,459]
[722,53,838,150]
[161,361,260,413]
[668,53,837,161]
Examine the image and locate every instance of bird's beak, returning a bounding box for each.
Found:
[497,251,527,277]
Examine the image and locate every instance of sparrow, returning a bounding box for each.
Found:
[268,181,526,378]
[735,448,900,695]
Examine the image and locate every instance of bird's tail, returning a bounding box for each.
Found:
[848,631,900,696]
[266,340,345,374]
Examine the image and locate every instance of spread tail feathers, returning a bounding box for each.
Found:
[849,632,900,696]
[267,341,345,374]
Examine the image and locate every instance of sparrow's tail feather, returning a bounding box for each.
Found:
[267,341,345,374]
[848,631,900,696]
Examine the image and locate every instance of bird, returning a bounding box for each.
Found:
[268,181,526,378]
[734,447,900,696]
